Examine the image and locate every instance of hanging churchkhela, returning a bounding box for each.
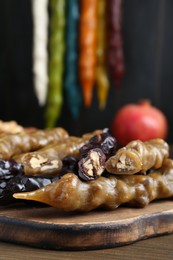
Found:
[32,0,49,106]
[31,1,126,122]
[107,0,125,88]
[95,0,110,109]
[64,0,82,119]
[79,0,98,107]
[45,0,66,127]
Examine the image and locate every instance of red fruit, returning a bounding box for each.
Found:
[111,100,168,146]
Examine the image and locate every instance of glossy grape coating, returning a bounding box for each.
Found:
[0,158,58,204]
[61,156,79,175]
[77,130,117,181]
[0,173,57,204]
[79,129,117,158]
[0,158,23,181]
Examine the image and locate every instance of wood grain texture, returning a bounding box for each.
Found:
[0,200,173,250]
[1,234,173,260]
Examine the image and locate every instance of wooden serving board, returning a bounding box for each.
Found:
[0,200,173,250]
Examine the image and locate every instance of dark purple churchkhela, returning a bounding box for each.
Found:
[0,158,57,204]
[79,128,117,159]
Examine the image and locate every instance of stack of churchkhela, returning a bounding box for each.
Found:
[0,120,173,212]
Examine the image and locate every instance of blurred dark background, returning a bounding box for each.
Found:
[0,0,173,141]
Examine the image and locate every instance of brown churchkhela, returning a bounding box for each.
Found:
[13,130,102,176]
[0,127,69,159]
[105,139,169,175]
[13,159,173,212]
[0,120,24,135]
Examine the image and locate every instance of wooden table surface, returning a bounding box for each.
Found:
[0,234,173,260]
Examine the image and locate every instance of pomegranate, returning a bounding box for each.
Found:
[111,100,168,146]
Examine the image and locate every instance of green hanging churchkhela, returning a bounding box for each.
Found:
[45,0,66,128]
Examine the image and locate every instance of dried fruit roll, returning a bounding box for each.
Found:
[107,0,125,87]
[79,128,117,158]
[13,159,173,211]
[0,120,24,135]
[79,0,98,107]
[13,130,103,176]
[0,127,69,159]
[32,0,49,106]
[0,174,57,205]
[96,0,109,109]
[45,0,66,127]
[78,148,106,181]
[78,130,117,181]
[65,0,82,119]
[105,138,169,175]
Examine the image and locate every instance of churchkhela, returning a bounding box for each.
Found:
[105,138,169,175]
[96,0,109,109]
[79,0,98,107]
[0,121,172,212]
[0,127,68,159]
[45,0,66,127]
[64,0,82,119]
[13,159,173,211]
[13,130,102,176]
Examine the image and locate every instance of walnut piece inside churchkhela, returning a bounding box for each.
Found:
[78,148,106,181]
[105,138,169,175]
[13,130,103,176]
[13,159,173,212]
[0,157,58,204]
[76,129,117,181]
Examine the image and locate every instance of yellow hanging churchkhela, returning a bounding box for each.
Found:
[79,0,98,108]
[96,0,109,109]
